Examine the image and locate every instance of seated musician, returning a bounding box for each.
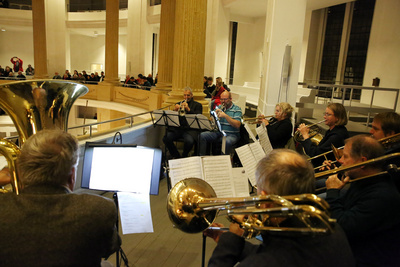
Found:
[0,166,10,187]
[0,130,121,266]
[163,87,203,158]
[199,90,242,156]
[257,102,294,149]
[325,135,400,266]
[205,149,355,267]
[298,103,349,166]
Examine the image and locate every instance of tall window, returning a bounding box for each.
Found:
[228,22,238,85]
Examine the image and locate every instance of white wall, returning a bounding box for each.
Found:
[0,31,34,70]
[233,17,266,86]
[69,34,127,79]
[361,0,400,112]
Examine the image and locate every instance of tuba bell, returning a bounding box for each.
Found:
[0,80,88,194]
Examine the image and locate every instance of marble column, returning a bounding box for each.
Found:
[32,0,49,79]
[166,0,208,112]
[156,0,176,92]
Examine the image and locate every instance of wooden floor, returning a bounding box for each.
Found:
[106,177,223,267]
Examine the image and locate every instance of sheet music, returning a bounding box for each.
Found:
[193,114,213,130]
[232,167,250,197]
[168,157,203,187]
[249,142,266,162]
[256,124,273,155]
[244,123,257,142]
[202,155,235,198]
[117,192,154,235]
[235,144,258,186]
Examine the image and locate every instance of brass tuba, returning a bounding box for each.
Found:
[0,80,89,194]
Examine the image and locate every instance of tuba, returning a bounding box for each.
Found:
[0,80,88,194]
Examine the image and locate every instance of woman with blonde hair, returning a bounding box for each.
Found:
[258,102,294,149]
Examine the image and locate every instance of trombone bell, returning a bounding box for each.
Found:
[167,178,218,233]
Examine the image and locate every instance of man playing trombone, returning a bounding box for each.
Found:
[206,149,355,267]
[163,87,203,158]
[325,135,400,266]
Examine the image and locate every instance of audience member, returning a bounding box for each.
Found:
[25,64,34,75]
[16,71,26,80]
[0,130,121,266]
[10,56,23,72]
[53,72,62,79]
[204,77,215,98]
[206,149,355,267]
[82,70,89,80]
[199,91,242,156]
[62,73,70,80]
[3,66,12,77]
[147,74,154,85]
[163,87,203,158]
[325,135,400,266]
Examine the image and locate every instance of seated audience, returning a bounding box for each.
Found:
[206,149,355,267]
[199,91,242,156]
[53,72,62,79]
[0,130,121,266]
[16,71,26,80]
[25,64,34,75]
[163,87,203,158]
[325,135,400,266]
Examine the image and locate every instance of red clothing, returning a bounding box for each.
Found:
[211,86,225,109]
[10,57,23,72]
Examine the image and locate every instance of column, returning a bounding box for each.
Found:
[155,0,176,92]
[166,0,208,112]
[104,0,120,86]
[32,0,49,79]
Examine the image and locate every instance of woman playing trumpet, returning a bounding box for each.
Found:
[298,103,349,165]
[257,102,294,149]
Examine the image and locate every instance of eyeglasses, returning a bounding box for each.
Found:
[220,98,229,101]
[323,112,334,117]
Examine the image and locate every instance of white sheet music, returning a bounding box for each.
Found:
[256,124,273,155]
[249,142,266,162]
[244,123,257,142]
[117,192,154,235]
[202,155,235,198]
[168,157,203,187]
[235,144,258,186]
[232,167,250,197]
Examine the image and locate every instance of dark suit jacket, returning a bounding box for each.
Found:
[0,184,121,267]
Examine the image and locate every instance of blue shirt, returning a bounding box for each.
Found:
[215,103,242,136]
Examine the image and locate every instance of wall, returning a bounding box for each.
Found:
[0,30,34,70]
[69,34,127,79]
[233,16,266,86]
[361,0,400,112]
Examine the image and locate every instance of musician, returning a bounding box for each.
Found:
[257,102,293,149]
[369,112,400,140]
[298,103,349,165]
[206,149,355,267]
[0,166,10,186]
[199,90,242,156]
[163,87,203,158]
[0,130,121,266]
[325,135,400,266]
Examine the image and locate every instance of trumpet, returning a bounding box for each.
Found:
[178,99,186,116]
[293,119,326,144]
[243,115,274,124]
[167,178,336,237]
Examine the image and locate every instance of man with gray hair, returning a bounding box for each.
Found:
[325,135,400,266]
[0,130,121,266]
[163,87,203,158]
[206,149,354,266]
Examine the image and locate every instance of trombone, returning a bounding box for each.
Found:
[314,152,400,193]
[167,178,336,238]
[243,115,274,124]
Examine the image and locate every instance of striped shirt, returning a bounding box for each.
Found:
[216,103,242,136]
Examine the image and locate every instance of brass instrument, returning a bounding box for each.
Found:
[0,80,88,193]
[294,119,326,145]
[167,178,336,237]
[243,115,274,124]
[179,99,186,116]
[309,132,400,170]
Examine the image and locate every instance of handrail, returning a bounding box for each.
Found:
[68,104,174,138]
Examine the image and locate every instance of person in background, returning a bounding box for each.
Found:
[25,64,34,75]
[10,56,23,72]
